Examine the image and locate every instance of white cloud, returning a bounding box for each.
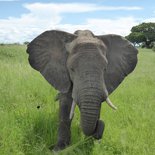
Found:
[24,3,142,12]
[86,17,139,35]
[0,2,145,43]
[55,17,139,36]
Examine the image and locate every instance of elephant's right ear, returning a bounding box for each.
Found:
[27,30,77,93]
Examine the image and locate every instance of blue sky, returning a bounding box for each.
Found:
[0,0,155,43]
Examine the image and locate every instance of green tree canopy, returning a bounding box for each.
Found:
[126,22,155,48]
[126,32,146,46]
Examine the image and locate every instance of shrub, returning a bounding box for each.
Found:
[152,45,155,52]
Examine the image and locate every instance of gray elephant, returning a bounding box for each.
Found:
[26,30,138,151]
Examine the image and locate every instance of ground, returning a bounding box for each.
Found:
[0,45,155,155]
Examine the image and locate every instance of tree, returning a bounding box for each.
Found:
[24,41,29,45]
[125,32,145,46]
[126,22,155,48]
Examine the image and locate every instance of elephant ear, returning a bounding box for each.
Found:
[27,30,76,93]
[97,34,138,94]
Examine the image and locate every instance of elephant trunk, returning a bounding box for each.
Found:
[79,87,105,136]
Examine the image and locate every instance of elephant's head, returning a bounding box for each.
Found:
[27,30,138,137]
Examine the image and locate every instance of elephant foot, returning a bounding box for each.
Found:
[93,120,105,140]
[49,141,70,152]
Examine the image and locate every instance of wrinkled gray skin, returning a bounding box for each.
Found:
[27,30,138,151]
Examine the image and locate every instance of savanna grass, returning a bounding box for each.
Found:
[0,45,155,155]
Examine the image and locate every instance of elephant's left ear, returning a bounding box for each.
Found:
[97,34,138,94]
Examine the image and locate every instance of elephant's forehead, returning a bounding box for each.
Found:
[66,30,106,53]
[66,36,106,54]
[74,30,94,37]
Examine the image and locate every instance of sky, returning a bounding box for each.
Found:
[0,0,155,43]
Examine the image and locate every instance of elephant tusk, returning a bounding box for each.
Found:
[106,97,117,110]
[69,100,76,120]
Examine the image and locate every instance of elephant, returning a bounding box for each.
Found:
[26,30,138,151]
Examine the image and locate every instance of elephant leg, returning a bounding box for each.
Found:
[52,92,73,151]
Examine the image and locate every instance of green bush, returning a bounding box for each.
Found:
[152,45,155,52]
[141,42,145,48]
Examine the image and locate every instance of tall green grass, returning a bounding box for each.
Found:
[0,45,155,155]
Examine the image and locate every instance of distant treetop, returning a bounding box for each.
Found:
[126,22,155,48]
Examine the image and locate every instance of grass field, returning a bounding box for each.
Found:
[0,45,155,155]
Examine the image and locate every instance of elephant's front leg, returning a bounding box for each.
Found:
[53,92,73,151]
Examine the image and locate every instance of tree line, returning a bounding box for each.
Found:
[125,22,155,51]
